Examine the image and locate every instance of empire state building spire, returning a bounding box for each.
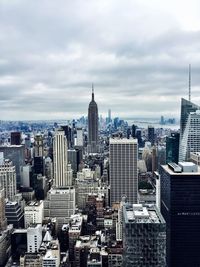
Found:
[88,84,99,153]
[92,83,94,101]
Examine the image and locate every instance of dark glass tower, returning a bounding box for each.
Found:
[88,87,98,153]
[148,126,155,145]
[166,132,180,164]
[160,163,200,267]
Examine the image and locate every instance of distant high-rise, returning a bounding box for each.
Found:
[179,98,199,161]
[148,126,155,145]
[131,124,137,138]
[160,162,200,267]
[0,145,25,188]
[108,109,111,123]
[88,86,99,153]
[34,135,44,157]
[109,138,138,205]
[76,128,84,147]
[11,132,21,145]
[61,125,72,148]
[53,129,70,188]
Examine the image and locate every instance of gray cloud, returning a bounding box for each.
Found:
[0,0,200,120]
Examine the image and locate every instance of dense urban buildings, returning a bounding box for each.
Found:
[1,88,200,266]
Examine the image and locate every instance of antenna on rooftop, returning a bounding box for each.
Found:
[189,64,191,102]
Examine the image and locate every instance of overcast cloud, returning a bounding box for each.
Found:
[1,0,200,120]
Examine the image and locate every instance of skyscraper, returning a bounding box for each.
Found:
[179,111,200,161]
[109,138,138,205]
[166,133,180,164]
[0,145,25,188]
[34,135,44,157]
[108,109,111,124]
[179,98,200,161]
[53,129,70,188]
[88,86,99,153]
[148,126,155,145]
[160,162,200,266]
[0,159,16,201]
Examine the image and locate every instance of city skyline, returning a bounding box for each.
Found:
[1,0,200,120]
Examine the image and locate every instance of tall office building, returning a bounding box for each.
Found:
[61,125,72,149]
[88,87,99,153]
[108,109,111,124]
[179,111,200,161]
[34,135,44,157]
[53,129,70,188]
[0,159,17,201]
[0,145,25,188]
[131,124,137,138]
[160,162,200,267]
[179,98,200,161]
[109,138,138,205]
[123,203,166,267]
[166,133,180,164]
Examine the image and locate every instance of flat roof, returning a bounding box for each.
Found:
[109,138,137,144]
[162,164,200,176]
[49,187,75,194]
[124,204,164,224]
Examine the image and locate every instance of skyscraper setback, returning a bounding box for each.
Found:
[88,86,99,153]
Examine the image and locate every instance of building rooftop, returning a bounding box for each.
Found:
[162,163,200,175]
[109,138,137,144]
[43,250,58,260]
[69,214,83,232]
[0,145,24,148]
[75,236,99,249]
[27,200,43,207]
[124,204,164,224]
[48,187,75,194]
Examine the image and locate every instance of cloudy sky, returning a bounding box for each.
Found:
[1,0,200,121]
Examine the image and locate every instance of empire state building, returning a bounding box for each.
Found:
[88,86,99,153]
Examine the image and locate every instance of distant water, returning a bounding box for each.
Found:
[126,119,180,130]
